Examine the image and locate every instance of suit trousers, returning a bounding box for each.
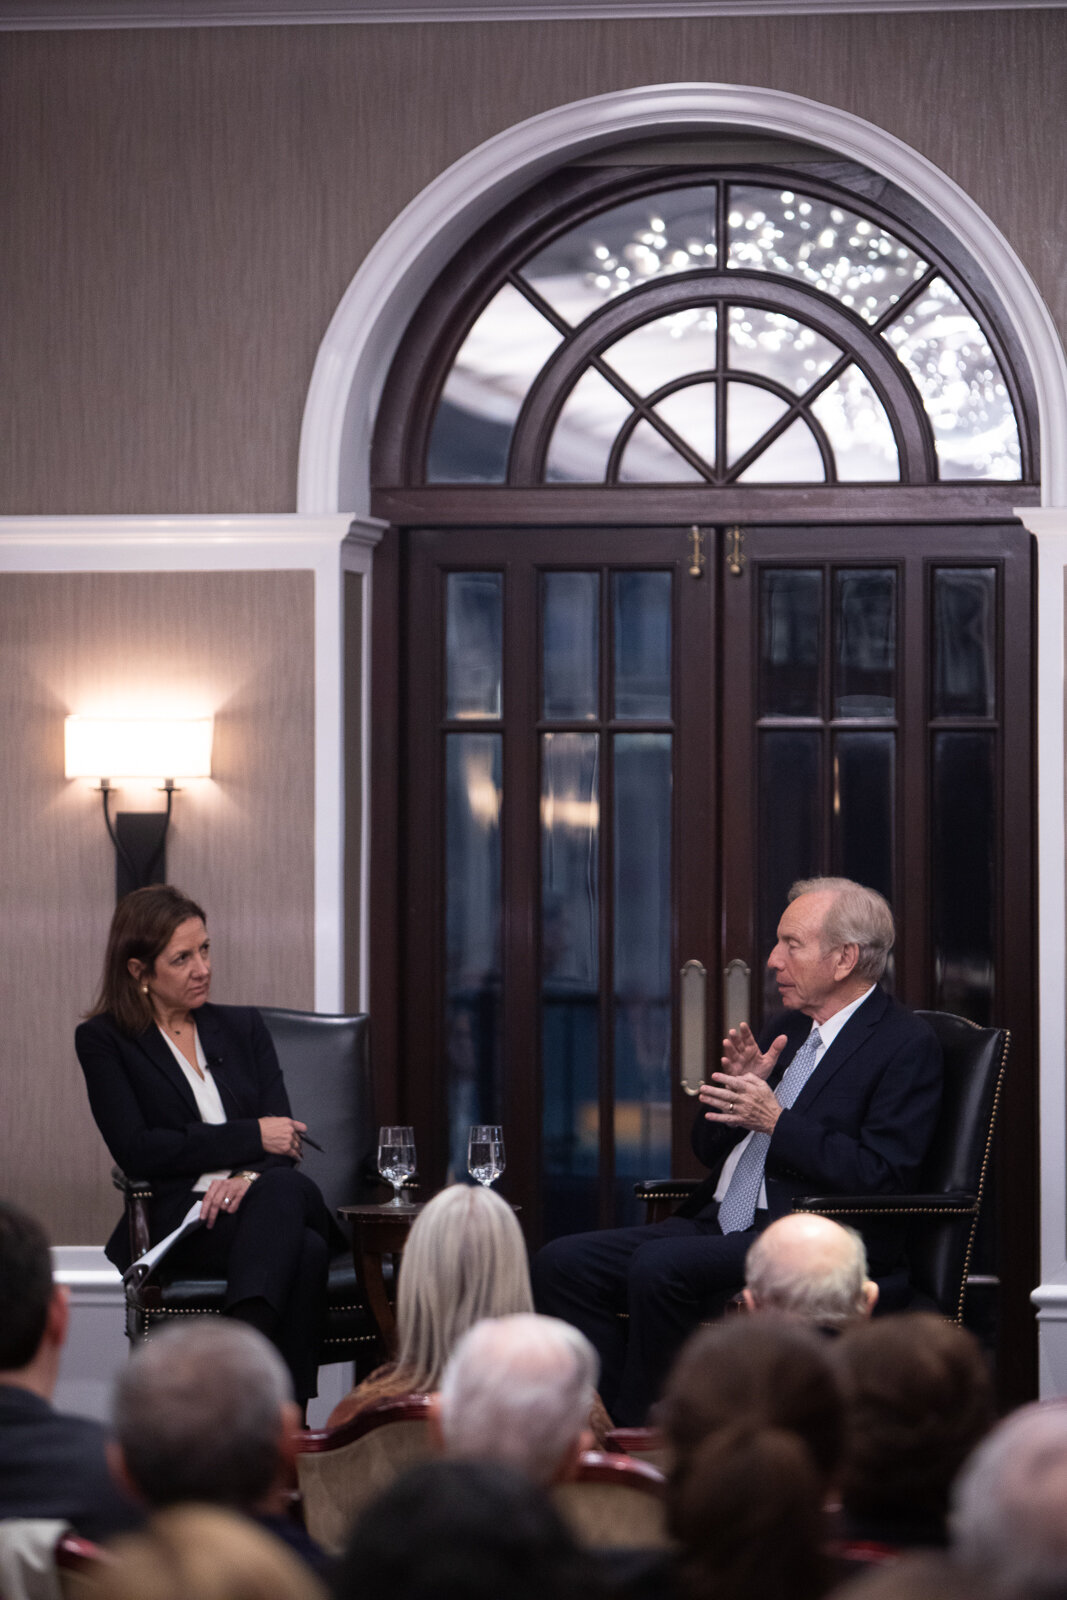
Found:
[165,1166,331,1405]
[532,1214,760,1425]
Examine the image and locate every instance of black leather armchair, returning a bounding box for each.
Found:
[636,1010,1009,1323]
[116,1007,384,1376]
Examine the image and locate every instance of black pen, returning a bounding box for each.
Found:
[299,1131,325,1152]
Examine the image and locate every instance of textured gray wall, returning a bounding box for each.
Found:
[0,570,315,1242]
[0,10,1063,514]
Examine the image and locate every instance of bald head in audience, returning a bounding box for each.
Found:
[952,1402,1067,1599]
[437,1313,598,1486]
[743,1214,878,1328]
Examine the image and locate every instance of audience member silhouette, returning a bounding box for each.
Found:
[834,1312,994,1551]
[330,1459,602,1600]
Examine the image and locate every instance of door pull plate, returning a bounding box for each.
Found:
[680,958,707,1096]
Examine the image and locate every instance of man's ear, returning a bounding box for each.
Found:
[741,1288,757,1314]
[833,943,860,981]
[861,1280,879,1316]
[45,1285,70,1351]
[107,1439,142,1503]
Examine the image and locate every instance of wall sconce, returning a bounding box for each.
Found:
[65,716,214,900]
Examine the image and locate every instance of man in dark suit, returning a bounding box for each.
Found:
[0,1199,140,1539]
[532,877,943,1423]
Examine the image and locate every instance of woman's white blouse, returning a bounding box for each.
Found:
[157,1024,230,1192]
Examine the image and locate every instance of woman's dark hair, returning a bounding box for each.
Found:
[659,1316,845,1600]
[87,885,207,1037]
[331,1460,600,1600]
[834,1312,995,1526]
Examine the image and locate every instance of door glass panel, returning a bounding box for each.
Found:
[446,573,503,720]
[519,186,718,326]
[834,568,896,717]
[654,385,715,466]
[617,419,705,484]
[758,730,821,1017]
[427,284,564,483]
[613,733,672,1215]
[833,731,895,913]
[726,381,790,466]
[882,278,1021,480]
[727,306,840,394]
[809,368,900,482]
[541,732,601,1238]
[736,418,825,483]
[614,572,672,720]
[931,731,995,1022]
[543,572,599,721]
[932,567,997,718]
[546,370,632,483]
[603,308,717,395]
[727,185,928,324]
[445,733,503,1180]
[760,569,823,717]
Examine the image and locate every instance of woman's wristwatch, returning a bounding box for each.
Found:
[235,1171,261,1184]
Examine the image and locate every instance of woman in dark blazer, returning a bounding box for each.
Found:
[76,885,332,1406]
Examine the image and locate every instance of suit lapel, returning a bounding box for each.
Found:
[788,986,888,1113]
[134,1023,200,1117]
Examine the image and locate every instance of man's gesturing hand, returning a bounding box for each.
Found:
[698,1072,783,1134]
[720,1022,788,1082]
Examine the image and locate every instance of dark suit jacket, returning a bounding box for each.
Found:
[75,1004,295,1271]
[0,1385,141,1540]
[682,987,943,1272]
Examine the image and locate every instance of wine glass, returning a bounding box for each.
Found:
[468,1124,506,1188]
[378,1125,416,1205]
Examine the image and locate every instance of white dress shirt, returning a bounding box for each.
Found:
[158,1024,230,1192]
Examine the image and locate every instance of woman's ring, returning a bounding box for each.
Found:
[222,1197,230,1206]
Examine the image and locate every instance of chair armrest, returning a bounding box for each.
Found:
[792,1192,978,1217]
[111,1167,153,1196]
[634,1179,700,1224]
[111,1168,153,1262]
[633,1180,700,1199]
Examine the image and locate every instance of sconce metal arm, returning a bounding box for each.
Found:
[100,779,175,893]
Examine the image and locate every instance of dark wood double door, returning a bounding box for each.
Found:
[385,517,1034,1382]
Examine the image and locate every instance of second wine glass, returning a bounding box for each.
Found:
[378,1125,416,1205]
[468,1124,505,1188]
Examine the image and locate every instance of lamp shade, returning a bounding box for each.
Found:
[64,716,213,780]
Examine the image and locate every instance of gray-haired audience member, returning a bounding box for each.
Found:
[111,1317,326,1574]
[952,1401,1067,1598]
[437,1313,598,1486]
[743,1213,878,1328]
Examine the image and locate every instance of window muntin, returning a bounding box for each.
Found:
[425,177,1023,487]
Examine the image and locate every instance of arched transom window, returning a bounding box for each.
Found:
[378,166,1034,503]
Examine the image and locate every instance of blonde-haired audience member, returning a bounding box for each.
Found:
[105,1505,326,1600]
[327,1184,533,1427]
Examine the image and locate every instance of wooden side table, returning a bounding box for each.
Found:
[338,1201,424,1357]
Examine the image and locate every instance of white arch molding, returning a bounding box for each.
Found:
[301,82,1067,1392]
[297,80,1067,512]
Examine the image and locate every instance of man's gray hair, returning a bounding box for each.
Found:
[952,1403,1067,1599]
[789,877,895,981]
[113,1318,292,1510]
[745,1217,870,1328]
[438,1313,598,1487]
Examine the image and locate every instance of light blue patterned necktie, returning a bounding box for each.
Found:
[716,1025,823,1234]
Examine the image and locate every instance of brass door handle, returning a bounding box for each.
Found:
[680,959,706,1096]
[723,958,751,1035]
